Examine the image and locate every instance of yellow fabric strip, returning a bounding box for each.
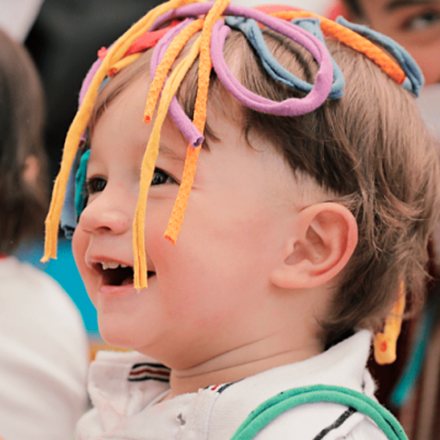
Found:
[109,53,142,77]
[164,0,230,245]
[42,0,199,263]
[164,146,201,245]
[133,36,202,289]
[374,280,406,365]
[271,11,406,84]
[144,18,205,123]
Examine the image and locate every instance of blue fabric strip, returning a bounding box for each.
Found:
[225,16,344,100]
[336,16,424,96]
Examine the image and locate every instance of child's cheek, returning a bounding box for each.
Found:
[72,228,86,271]
[72,228,97,305]
[144,199,176,255]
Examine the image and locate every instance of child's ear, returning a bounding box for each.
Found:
[270,203,358,289]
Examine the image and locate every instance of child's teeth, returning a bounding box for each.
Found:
[120,264,128,268]
[102,261,120,270]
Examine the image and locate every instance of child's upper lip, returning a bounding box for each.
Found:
[86,255,156,274]
[86,256,133,272]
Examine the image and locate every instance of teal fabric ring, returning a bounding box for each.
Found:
[75,149,91,218]
[230,384,408,440]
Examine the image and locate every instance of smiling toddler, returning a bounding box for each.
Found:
[43,1,440,438]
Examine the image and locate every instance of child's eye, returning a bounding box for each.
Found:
[405,10,440,31]
[86,177,107,194]
[151,168,177,186]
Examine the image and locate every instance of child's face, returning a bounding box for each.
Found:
[359,0,440,85]
[72,78,302,368]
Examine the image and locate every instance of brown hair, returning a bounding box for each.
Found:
[88,27,440,346]
[0,29,48,253]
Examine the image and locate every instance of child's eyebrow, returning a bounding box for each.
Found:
[386,0,439,11]
[159,144,186,162]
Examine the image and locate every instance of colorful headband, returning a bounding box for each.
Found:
[44,0,421,362]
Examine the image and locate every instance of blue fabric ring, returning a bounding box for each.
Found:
[225,16,344,100]
[336,16,424,96]
[210,17,333,116]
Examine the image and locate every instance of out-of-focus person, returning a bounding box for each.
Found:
[328,0,440,134]
[329,0,440,85]
[326,2,440,440]
[0,28,88,440]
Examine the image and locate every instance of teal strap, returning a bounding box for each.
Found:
[230,384,408,440]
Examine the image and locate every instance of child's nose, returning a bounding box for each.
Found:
[78,194,131,235]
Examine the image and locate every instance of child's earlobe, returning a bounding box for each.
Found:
[270,203,358,290]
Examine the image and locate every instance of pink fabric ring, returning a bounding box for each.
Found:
[210,19,333,116]
[153,2,333,115]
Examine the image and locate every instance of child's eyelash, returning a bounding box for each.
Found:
[86,176,107,194]
[85,168,176,196]
[151,168,178,186]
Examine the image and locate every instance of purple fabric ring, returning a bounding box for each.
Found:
[211,19,333,115]
[151,19,204,147]
[79,57,103,107]
[150,9,175,31]
[78,57,103,142]
[153,2,333,115]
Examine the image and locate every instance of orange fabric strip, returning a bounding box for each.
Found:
[270,11,406,84]
[374,280,406,365]
[133,36,203,289]
[164,0,230,244]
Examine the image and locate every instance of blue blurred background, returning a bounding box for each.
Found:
[15,238,99,337]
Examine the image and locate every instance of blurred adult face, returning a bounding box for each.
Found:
[358,0,440,85]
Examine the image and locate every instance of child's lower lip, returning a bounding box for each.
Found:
[99,284,136,295]
[98,275,155,295]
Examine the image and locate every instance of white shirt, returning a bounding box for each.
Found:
[0,256,89,440]
[77,330,388,439]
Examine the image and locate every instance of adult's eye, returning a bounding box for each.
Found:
[86,177,107,194]
[151,168,176,186]
[405,10,440,30]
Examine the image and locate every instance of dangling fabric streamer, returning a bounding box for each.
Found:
[374,280,406,365]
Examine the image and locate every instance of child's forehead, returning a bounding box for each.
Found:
[91,81,189,157]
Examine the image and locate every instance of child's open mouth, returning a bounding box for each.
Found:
[96,262,155,287]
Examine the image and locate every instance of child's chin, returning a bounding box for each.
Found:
[98,319,139,350]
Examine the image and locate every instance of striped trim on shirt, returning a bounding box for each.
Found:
[313,407,357,439]
[128,362,171,382]
[205,382,236,394]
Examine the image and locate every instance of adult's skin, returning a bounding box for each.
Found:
[341,0,440,85]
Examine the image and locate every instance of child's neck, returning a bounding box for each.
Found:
[165,328,324,400]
